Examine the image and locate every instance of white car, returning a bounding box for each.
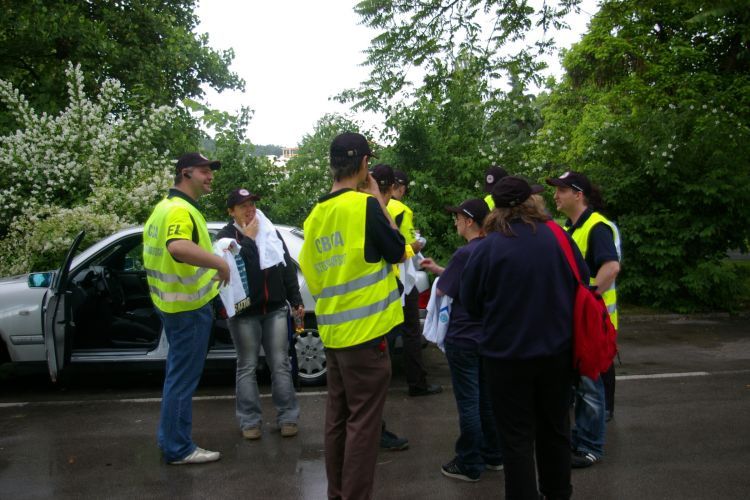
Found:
[0,224,430,386]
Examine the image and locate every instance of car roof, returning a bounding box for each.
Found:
[67,222,304,272]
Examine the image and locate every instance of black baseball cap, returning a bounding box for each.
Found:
[492,176,532,208]
[226,188,261,208]
[445,198,489,224]
[330,132,378,159]
[545,171,592,197]
[176,152,221,171]
[393,169,409,186]
[484,165,508,192]
[371,164,395,189]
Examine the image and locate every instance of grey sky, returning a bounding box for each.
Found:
[197,0,598,147]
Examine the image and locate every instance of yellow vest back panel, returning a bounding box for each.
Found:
[300,191,403,348]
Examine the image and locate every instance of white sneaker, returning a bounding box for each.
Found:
[168,447,221,465]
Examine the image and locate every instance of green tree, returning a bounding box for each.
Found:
[341,0,583,111]
[0,64,177,275]
[0,0,244,156]
[188,103,278,223]
[533,0,750,310]
[0,0,243,117]
[384,56,544,262]
[266,114,367,228]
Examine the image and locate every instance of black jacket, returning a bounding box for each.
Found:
[460,220,589,360]
[216,222,303,316]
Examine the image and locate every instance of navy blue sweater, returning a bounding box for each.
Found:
[460,220,589,360]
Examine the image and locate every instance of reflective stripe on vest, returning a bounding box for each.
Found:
[567,211,620,329]
[300,191,404,348]
[316,286,401,326]
[143,196,219,313]
[146,266,212,285]
[315,264,392,300]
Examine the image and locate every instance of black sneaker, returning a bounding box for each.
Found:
[441,459,480,482]
[485,461,504,471]
[571,450,600,468]
[380,429,409,451]
[408,383,443,397]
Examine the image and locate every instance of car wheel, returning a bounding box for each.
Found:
[294,328,326,386]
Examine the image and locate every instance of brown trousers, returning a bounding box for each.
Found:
[325,342,391,500]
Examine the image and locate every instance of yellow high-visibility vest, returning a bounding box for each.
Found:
[143,196,218,313]
[484,194,495,210]
[300,191,404,348]
[567,212,621,329]
[387,198,416,243]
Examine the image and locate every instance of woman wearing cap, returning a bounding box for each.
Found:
[460,176,589,500]
[217,188,304,440]
[420,198,503,482]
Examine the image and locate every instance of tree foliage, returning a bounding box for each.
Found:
[340,0,582,111]
[0,64,176,275]
[533,0,750,310]
[264,114,367,227]
[383,56,544,262]
[0,0,244,149]
[190,103,278,223]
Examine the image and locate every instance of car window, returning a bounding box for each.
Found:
[81,234,142,273]
[123,244,145,271]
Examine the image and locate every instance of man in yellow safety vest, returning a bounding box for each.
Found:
[143,152,230,465]
[547,170,621,469]
[299,132,408,499]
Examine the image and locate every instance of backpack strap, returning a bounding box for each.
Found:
[545,220,582,284]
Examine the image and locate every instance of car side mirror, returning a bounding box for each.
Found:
[28,272,52,288]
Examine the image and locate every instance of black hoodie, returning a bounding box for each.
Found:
[216,222,303,316]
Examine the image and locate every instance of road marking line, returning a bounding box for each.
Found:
[0,371,737,408]
[617,371,709,380]
[0,390,330,408]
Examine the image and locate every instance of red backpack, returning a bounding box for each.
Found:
[546,221,617,379]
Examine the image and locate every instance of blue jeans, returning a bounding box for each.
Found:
[156,303,213,462]
[227,307,299,429]
[445,343,503,476]
[571,375,606,458]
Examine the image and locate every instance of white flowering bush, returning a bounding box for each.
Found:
[0,63,176,275]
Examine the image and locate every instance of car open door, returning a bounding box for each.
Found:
[43,231,86,382]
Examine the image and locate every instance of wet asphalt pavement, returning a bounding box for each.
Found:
[1,314,749,499]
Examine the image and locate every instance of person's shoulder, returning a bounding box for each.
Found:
[390,198,409,211]
[216,222,235,237]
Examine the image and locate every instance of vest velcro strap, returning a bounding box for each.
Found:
[316,287,401,326]
[146,266,212,285]
[149,279,216,304]
[315,264,391,300]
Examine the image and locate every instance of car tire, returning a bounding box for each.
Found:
[294,327,326,387]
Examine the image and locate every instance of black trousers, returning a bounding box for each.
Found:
[483,351,573,500]
[602,362,616,416]
[401,287,428,389]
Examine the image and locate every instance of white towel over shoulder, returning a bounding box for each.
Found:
[254,209,286,270]
[422,277,452,352]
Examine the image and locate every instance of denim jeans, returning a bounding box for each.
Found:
[156,303,213,462]
[227,307,299,430]
[445,343,502,477]
[571,375,606,458]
